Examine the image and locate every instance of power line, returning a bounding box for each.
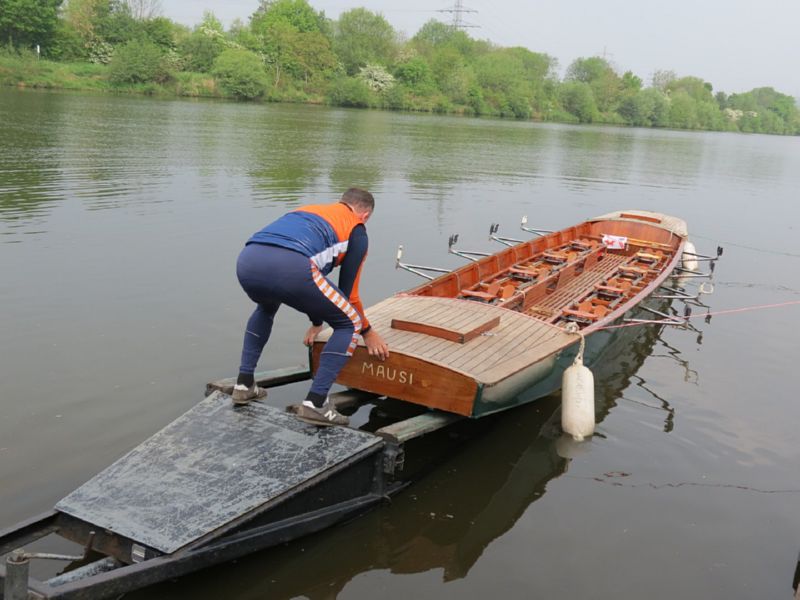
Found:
[437,0,478,30]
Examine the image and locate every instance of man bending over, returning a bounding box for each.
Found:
[232,188,389,426]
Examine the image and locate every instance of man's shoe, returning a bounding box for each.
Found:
[296,400,349,427]
[231,383,267,405]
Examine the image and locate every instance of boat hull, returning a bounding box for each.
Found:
[311,210,688,418]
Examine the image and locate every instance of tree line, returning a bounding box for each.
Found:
[2,0,798,135]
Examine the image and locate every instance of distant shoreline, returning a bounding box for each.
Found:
[2,54,797,137]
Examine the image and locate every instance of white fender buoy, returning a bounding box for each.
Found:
[561,333,595,441]
[682,240,699,273]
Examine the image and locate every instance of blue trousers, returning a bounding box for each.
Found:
[236,244,362,398]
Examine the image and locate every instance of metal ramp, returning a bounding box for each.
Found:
[55,391,383,556]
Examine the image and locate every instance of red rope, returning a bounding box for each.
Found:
[596,300,800,332]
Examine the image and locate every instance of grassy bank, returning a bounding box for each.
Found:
[0,52,222,98]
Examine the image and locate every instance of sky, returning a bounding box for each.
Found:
[160,0,800,97]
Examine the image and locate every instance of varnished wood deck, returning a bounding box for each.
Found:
[317,296,576,386]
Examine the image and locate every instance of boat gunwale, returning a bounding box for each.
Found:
[375,215,687,383]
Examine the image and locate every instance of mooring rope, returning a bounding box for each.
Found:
[595,299,800,332]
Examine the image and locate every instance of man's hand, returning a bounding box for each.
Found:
[303,324,324,347]
[363,329,389,361]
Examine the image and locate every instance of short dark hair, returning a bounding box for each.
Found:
[341,187,374,212]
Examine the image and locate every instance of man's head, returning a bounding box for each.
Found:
[341,188,374,223]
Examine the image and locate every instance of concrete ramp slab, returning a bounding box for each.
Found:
[56,392,381,553]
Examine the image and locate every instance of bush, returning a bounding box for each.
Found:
[432,95,453,114]
[327,77,372,107]
[48,22,86,61]
[506,89,532,119]
[546,108,580,123]
[109,39,170,84]
[174,71,219,97]
[212,49,269,100]
[560,81,598,123]
[382,83,408,110]
[178,31,225,73]
[358,63,394,92]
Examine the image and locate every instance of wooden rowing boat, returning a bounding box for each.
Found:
[311,210,689,417]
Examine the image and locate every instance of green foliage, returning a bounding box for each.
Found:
[178,29,224,72]
[291,30,336,83]
[48,18,86,60]
[667,76,713,102]
[327,76,372,107]
[200,10,224,33]
[475,51,523,93]
[565,56,621,113]
[412,19,454,49]
[141,17,175,49]
[727,87,800,134]
[334,8,396,75]
[466,84,487,115]
[621,71,642,93]
[0,49,107,88]
[95,0,137,45]
[667,90,698,129]
[211,47,268,99]
[0,0,63,48]
[565,56,609,83]
[246,0,336,87]
[394,56,434,92]
[382,82,408,110]
[504,88,532,119]
[430,45,472,102]
[560,81,598,123]
[4,2,798,135]
[173,70,219,97]
[251,0,325,34]
[108,38,169,83]
[618,88,668,127]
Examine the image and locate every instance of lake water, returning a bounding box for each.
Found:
[1,88,799,599]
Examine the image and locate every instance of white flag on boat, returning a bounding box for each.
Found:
[602,234,628,250]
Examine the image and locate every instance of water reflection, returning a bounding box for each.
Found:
[135,321,673,599]
[0,90,65,225]
[246,106,331,200]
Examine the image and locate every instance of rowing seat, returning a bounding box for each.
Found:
[561,300,609,323]
[543,251,567,264]
[561,308,597,323]
[595,284,625,298]
[606,277,632,292]
[500,284,517,299]
[569,240,592,251]
[635,251,661,264]
[461,280,502,301]
[619,265,648,278]
[508,266,539,281]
